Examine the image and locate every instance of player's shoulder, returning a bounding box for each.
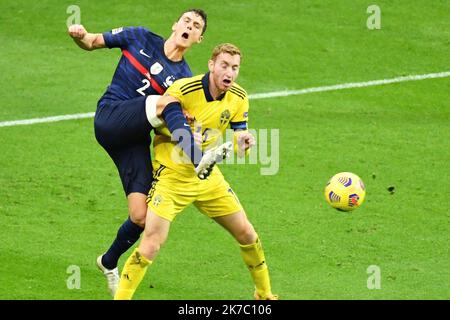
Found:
[228,82,247,100]
[130,26,163,41]
[130,26,151,34]
[173,74,204,92]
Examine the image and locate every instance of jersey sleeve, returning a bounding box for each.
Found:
[102,26,144,49]
[164,79,186,105]
[230,95,249,130]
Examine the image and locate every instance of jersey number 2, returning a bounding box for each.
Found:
[136,79,150,96]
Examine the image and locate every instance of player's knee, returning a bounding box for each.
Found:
[144,241,161,257]
[236,224,257,245]
[139,239,161,260]
[129,205,147,227]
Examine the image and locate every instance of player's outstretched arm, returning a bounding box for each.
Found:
[68,24,106,51]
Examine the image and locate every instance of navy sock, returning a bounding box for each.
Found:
[101,217,144,269]
[161,102,202,166]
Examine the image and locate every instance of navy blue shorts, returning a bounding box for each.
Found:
[94,96,153,196]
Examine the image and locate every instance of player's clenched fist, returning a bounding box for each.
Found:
[237,131,255,157]
[238,132,255,148]
[68,24,87,39]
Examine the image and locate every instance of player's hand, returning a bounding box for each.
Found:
[237,132,255,156]
[68,24,87,39]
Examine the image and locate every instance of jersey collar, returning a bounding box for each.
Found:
[202,72,226,102]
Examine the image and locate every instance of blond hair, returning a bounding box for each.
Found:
[210,43,242,61]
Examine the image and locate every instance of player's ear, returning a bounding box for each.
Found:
[197,35,203,44]
[171,22,177,32]
[208,59,214,72]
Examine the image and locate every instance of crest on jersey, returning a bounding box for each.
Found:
[220,109,231,125]
[112,27,123,35]
[150,62,163,75]
[153,194,163,207]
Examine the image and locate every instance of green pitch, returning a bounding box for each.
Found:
[0,0,448,299]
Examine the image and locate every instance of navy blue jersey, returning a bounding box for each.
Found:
[98,27,192,106]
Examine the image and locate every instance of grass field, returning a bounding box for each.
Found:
[0,0,449,300]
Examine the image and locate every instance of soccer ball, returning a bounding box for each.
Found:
[324,172,366,211]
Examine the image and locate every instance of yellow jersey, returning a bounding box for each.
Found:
[154,73,249,177]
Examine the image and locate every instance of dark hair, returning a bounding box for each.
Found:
[178,8,207,35]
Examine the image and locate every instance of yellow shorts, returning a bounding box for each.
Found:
[147,163,243,221]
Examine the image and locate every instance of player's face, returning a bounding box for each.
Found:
[172,12,204,48]
[209,53,241,93]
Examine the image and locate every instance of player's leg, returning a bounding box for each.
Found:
[115,168,193,300]
[95,96,153,267]
[96,203,146,297]
[114,209,171,300]
[94,97,156,296]
[96,97,225,180]
[196,172,276,299]
[157,99,232,179]
[214,212,276,300]
[99,191,148,270]
[97,96,202,172]
[127,192,148,227]
[96,143,152,266]
[213,210,256,244]
[95,97,153,148]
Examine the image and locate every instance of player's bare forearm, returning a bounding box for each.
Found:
[68,24,105,51]
[73,33,104,51]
